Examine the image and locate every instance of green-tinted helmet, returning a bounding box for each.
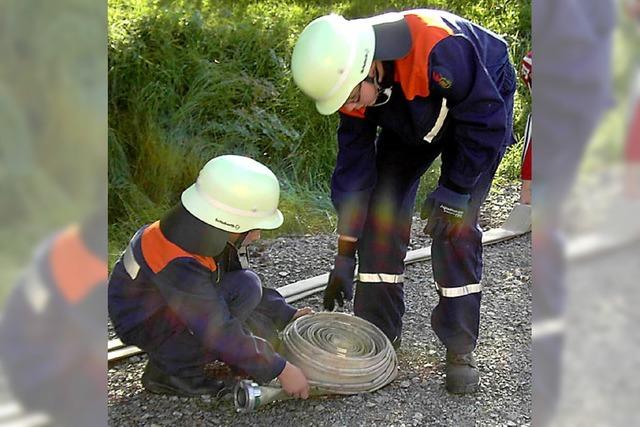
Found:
[181,155,284,233]
[291,14,375,115]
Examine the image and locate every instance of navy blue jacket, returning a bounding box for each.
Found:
[332,9,514,237]
[108,221,295,382]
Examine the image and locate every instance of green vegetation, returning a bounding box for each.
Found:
[108,0,531,261]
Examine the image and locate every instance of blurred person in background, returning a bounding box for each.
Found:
[520,50,532,205]
[291,9,516,394]
[624,0,640,198]
[108,155,312,399]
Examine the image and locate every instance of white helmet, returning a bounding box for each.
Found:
[181,155,284,233]
[291,12,409,115]
[291,14,374,115]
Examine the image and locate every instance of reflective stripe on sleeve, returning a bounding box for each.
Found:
[435,282,482,297]
[424,99,448,143]
[358,273,404,284]
[123,243,140,280]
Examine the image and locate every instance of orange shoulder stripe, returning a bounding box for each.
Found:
[394,12,453,100]
[339,107,366,119]
[141,221,217,274]
[50,225,107,304]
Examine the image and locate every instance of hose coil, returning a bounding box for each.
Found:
[281,312,397,394]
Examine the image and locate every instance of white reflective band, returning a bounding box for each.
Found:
[523,114,532,154]
[532,319,564,340]
[123,243,140,280]
[195,182,276,218]
[358,273,404,284]
[435,282,482,297]
[24,266,50,313]
[424,98,448,143]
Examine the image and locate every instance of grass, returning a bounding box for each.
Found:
[108,0,532,262]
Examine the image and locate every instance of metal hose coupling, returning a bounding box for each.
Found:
[234,312,398,412]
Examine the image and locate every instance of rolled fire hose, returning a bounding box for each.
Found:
[234,312,398,412]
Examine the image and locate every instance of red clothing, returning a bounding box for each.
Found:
[625,97,640,163]
[520,51,533,180]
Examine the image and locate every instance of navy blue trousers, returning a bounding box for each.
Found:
[123,269,281,378]
[355,63,515,354]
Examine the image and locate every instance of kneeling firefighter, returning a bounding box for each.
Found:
[108,155,310,399]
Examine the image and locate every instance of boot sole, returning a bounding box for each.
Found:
[142,377,226,397]
[142,379,195,397]
[446,382,479,394]
[446,377,480,394]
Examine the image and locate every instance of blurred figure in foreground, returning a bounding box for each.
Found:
[533,0,621,425]
[0,0,107,425]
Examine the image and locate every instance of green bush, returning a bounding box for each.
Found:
[108,0,531,261]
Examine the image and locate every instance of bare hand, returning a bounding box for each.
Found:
[292,307,314,320]
[277,362,309,399]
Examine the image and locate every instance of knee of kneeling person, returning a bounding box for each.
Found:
[226,269,263,308]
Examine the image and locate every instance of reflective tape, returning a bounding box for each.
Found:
[435,282,482,297]
[24,265,50,313]
[358,273,404,284]
[532,318,565,340]
[123,243,140,280]
[424,99,448,143]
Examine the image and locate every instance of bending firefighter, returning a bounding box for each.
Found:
[291,9,516,394]
[108,155,310,399]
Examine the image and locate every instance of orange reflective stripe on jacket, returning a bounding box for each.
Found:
[140,221,217,274]
[339,107,366,118]
[50,225,107,304]
[394,12,453,100]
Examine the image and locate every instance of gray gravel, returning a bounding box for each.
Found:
[108,183,531,426]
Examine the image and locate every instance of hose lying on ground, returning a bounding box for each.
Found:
[234,312,398,412]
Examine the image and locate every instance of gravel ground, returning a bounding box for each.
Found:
[108,183,531,426]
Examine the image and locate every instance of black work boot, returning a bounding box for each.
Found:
[445,351,480,394]
[141,360,226,397]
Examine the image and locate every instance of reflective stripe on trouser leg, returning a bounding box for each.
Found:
[431,139,505,354]
[355,130,441,344]
[358,273,404,284]
[356,272,405,341]
[434,282,482,298]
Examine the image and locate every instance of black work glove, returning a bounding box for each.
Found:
[420,185,471,238]
[323,255,356,311]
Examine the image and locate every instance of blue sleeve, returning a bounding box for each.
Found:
[331,113,378,238]
[260,287,297,329]
[155,260,285,383]
[428,35,508,192]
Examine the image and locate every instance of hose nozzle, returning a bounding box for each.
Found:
[233,380,288,413]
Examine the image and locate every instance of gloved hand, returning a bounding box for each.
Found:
[323,255,356,311]
[420,185,471,238]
